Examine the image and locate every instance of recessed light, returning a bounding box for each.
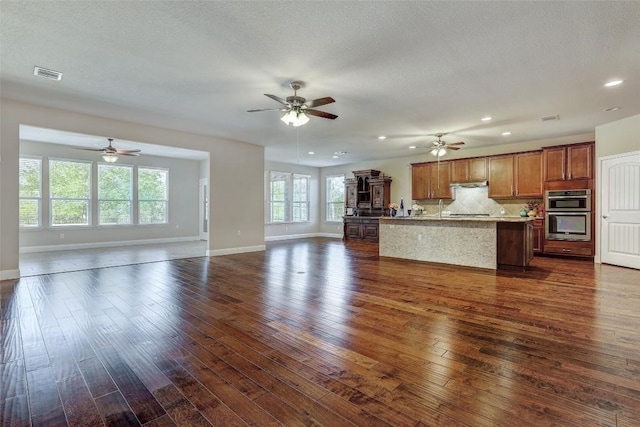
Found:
[308,151,315,155]
[481,116,492,121]
[502,131,511,136]
[332,155,339,159]
[604,80,623,87]
[378,136,386,140]
[604,107,620,112]
[409,146,417,149]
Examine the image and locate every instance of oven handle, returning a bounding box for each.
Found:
[546,195,590,199]
[546,212,591,215]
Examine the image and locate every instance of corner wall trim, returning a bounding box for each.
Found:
[0,269,21,281]
[265,232,342,242]
[19,236,201,254]
[207,245,266,256]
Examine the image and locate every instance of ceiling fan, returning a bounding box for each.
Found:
[247,81,338,127]
[429,133,465,157]
[73,138,141,163]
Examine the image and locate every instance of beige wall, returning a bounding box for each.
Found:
[594,113,640,261]
[0,98,265,279]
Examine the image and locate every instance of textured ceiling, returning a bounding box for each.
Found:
[2,1,639,166]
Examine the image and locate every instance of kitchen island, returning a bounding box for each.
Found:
[379,216,534,270]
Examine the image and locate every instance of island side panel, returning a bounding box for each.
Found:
[379,220,497,269]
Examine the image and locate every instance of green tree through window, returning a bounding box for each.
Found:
[139,167,168,224]
[19,157,42,227]
[50,159,91,226]
[98,164,132,224]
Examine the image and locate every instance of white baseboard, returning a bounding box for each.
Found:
[0,269,20,281]
[265,232,342,242]
[20,236,201,254]
[207,245,266,256]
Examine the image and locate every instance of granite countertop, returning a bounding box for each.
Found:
[380,215,534,223]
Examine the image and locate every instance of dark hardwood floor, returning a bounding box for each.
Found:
[2,237,639,426]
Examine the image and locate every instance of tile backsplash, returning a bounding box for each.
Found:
[413,187,542,217]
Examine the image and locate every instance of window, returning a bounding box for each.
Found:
[98,164,132,225]
[326,174,345,222]
[292,174,310,222]
[267,171,310,223]
[19,157,42,227]
[138,167,168,224]
[49,159,91,226]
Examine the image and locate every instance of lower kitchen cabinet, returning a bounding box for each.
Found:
[543,239,593,257]
[533,218,544,254]
[497,221,534,269]
[343,217,380,242]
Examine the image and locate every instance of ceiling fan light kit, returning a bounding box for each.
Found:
[280,109,309,127]
[102,153,118,163]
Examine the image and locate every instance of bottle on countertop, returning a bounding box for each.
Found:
[400,197,404,217]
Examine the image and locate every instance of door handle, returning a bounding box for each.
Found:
[602,215,608,219]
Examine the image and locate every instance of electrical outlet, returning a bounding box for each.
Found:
[237,230,241,236]
[418,234,422,241]
[60,233,64,239]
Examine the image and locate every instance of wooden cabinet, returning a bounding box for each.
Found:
[370,177,391,210]
[487,155,514,198]
[543,239,593,257]
[514,151,543,197]
[411,163,430,200]
[346,170,391,215]
[497,221,534,269]
[488,151,543,198]
[543,142,593,182]
[533,218,544,254]
[345,180,357,209]
[430,161,452,199]
[411,162,452,200]
[343,217,379,242]
[451,157,487,182]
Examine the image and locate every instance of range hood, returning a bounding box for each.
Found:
[450,180,488,188]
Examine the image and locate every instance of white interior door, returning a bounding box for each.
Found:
[601,151,640,269]
[199,178,209,241]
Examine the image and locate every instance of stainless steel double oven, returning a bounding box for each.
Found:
[545,189,591,241]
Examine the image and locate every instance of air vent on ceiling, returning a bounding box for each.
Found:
[540,114,559,122]
[33,66,63,81]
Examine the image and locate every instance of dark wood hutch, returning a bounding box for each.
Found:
[343,170,392,242]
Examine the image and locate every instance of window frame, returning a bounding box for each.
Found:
[266,171,311,224]
[97,163,134,226]
[292,174,310,223]
[325,174,345,223]
[138,166,169,225]
[48,158,93,228]
[19,156,43,229]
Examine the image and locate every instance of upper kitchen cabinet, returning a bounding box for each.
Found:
[489,151,543,198]
[411,161,452,200]
[411,163,430,200]
[450,157,487,183]
[543,142,594,182]
[514,151,543,197]
[487,155,514,198]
